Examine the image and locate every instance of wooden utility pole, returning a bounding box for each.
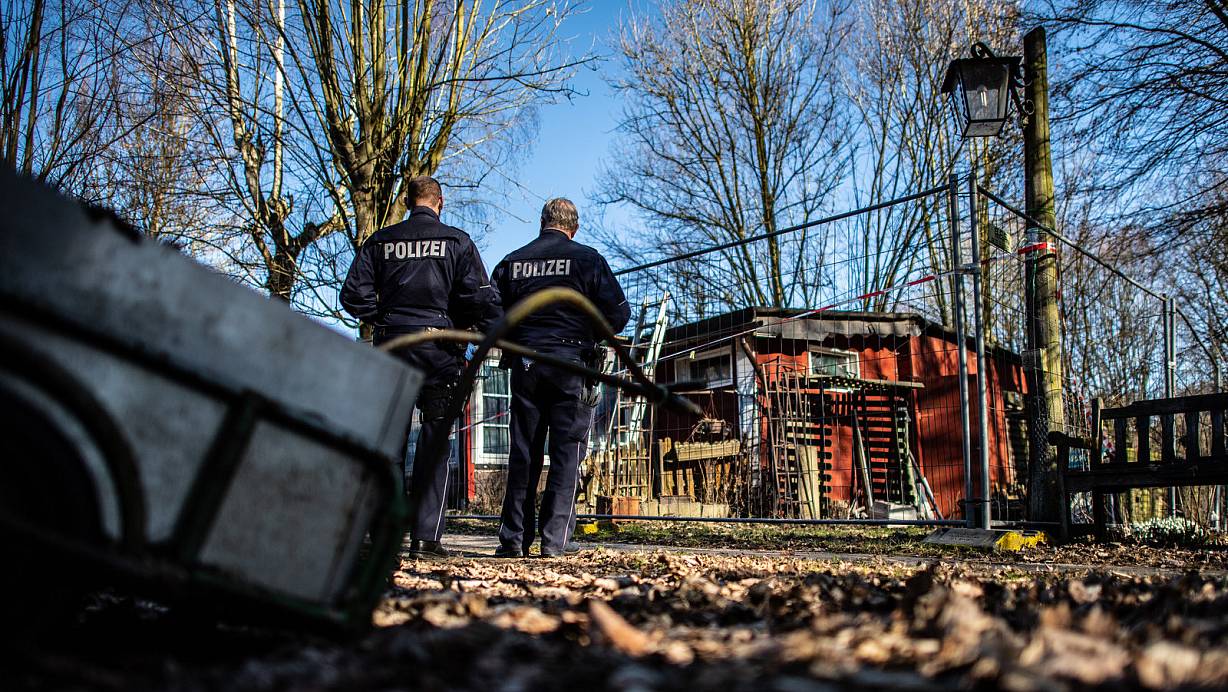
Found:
[1023,27,1065,523]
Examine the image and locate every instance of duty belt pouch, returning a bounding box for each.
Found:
[439,331,467,358]
[417,379,457,422]
[580,346,605,408]
[580,382,601,408]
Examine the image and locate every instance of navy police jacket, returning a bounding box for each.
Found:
[492,229,631,358]
[341,206,501,334]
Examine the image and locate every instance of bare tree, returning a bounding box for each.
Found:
[286,0,588,325]
[150,0,334,300]
[155,0,585,317]
[78,8,227,255]
[1039,0,1228,237]
[0,0,142,190]
[1060,227,1165,405]
[1035,0,1228,398]
[845,0,1020,323]
[597,0,852,315]
[1169,190,1228,393]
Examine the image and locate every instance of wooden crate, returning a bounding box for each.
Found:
[596,495,642,521]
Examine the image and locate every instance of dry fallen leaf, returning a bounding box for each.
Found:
[1136,641,1202,688]
[16,539,1228,691]
[1068,579,1102,604]
[1027,627,1131,685]
[589,598,652,656]
[489,606,561,635]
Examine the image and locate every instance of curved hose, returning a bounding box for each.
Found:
[379,329,665,405]
[378,288,702,516]
[378,287,701,415]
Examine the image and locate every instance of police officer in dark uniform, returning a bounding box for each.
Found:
[341,176,500,559]
[491,198,630,557]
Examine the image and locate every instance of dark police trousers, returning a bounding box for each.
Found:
[498,360,593,554]
[378,334,461,542]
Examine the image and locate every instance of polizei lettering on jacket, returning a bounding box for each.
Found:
[510,258,572,280]
[382,239,448,260]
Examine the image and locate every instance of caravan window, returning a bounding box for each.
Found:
[687,347,733,388]
[810,348,859,379]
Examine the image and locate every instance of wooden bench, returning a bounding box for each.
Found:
[1048,393,1228,540]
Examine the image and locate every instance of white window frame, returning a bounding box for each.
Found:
[686,346,734,389]
[809,347,860,380]
[475,355,511,467]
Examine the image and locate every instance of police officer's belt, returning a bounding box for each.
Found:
[375,325,442,339]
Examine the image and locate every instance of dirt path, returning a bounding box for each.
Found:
[441,533,1228,578]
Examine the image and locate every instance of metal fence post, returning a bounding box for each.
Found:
[949,174,975,528]
[967,175,993,529]
[1164,295,1177,516]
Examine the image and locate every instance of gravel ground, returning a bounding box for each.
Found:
[7,541,1228,691]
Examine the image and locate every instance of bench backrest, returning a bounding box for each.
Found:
[1091,393,1228,467]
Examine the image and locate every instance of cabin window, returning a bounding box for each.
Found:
[687,347,734,388]
[810,348,859,379]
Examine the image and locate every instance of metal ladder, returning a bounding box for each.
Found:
[607,292,671,448]
[602,292,671,497]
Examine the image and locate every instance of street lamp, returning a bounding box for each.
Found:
[941,42,1032,531]
[941,42,1026,138]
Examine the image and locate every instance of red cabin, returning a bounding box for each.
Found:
[641,308,1030,520]
[449,308,1029,521]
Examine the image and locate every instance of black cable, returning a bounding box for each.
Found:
[380,329,687,407]
[977,183,1165,301]
[379,288,704,520]
[379,287,703,416]
[613,185,949,276]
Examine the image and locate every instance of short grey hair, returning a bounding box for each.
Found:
[540,197,579,232]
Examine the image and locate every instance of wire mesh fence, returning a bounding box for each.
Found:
[979,183,1227,533]
[439,181,982,525]
[424,174,1220,531]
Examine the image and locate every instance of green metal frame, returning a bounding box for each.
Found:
[0,300,411,631]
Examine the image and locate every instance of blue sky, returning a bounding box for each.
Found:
[473,2,639,269]
[303,3,644,334]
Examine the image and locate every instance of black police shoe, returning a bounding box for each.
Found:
[409,540,451,559]
[493,545,523,558]
[564,542,582,554]
[539,546,564,558]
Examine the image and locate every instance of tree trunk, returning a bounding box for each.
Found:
[1024,26,1065,524]
[266,249,297,302]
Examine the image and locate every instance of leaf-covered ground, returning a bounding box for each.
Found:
[551,520,1228,571]
[9,542,1228,691]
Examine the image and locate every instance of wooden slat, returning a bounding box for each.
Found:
[818,392,830,503]
[1064,462,1228,492]
[1063,398,1228,529]
[1114,418,1128,465]
[1048,430,1094,450]
[1102,392,1228,418]
[1092,398,1104,467]
[1136,415,1151,463]
[1213,410,1225,457]
[1185,411,1200,461]
[1092,490,1107,541]
[1161,414,1176,463]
